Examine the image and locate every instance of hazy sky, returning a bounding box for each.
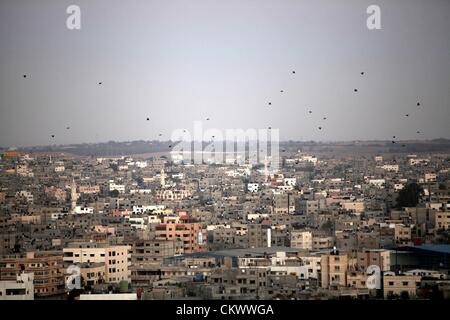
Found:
[0,0,449,147]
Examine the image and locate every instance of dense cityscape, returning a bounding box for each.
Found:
[1,1,450,312]
[1,141,449,300]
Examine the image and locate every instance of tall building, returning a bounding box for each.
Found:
[71,177,78,213]
[160,168,166,188]
[320,252,349,289]
[63,242,131,283]
[155,221,206,253]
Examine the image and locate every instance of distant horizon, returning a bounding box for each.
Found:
[2,137,449,151]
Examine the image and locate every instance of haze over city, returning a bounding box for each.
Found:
[1,0,450,147]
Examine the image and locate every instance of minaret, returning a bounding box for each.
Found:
[160,168,166,188]
[264,157,269,182]
[71,177,77,213]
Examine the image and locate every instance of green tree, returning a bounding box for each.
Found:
[321,220,334,233]
[110,189,119,198]
[396,183,423,208]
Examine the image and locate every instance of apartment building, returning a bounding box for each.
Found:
[0,252,64,297]
[247,223,271,248]
[435,212,450,230]
[129,239,183,265]
[0,272,34,300]
[320,252,349,289]
[394,224,412,245]
[155,222,206,253]
[63,242,131,283]
[383,272,421,298]
[356,249,391,272]
[290,230,313,250]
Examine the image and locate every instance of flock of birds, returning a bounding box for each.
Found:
[22,68,425,151]
[265,69,424,149]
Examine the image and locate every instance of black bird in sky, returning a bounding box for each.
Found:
[361,72,364,75]
[280,90,284,93]
[66,127,70,130]
[51,134,55,138]
[308,110,312,114]
[417,102,421,106]
[206,118,210,121]
[405,114,409,117]
[146,117,149,121]
[23,74,27,78]
[391,141,396,144]
[354,88,358,92]
[98,82,102,85]
[268,102,272,106]
[292,71,296,74]
[318,127,322,130]
[323,117,327,120]
[393,136,396,139]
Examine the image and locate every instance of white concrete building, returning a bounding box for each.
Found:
[63,243,131,283]
[0,273,34,300]
[247,183,259,193]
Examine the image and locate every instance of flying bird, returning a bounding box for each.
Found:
[361,72,364,75]
[323,117,327,120]
[23,74,27,78]
[308,110,312,114]
[51,135,55,138]
[280,90,284,93]
[417,102,421,106]
[98,82,102,85]
[66,127,70,130]
[354,89,358,92]
[391,141,396,144]
[206,118,210,121]
[318,127,322,130]
[292,71,296,74]
[146,117,149,121]
[393,136,396,139]
[405,114,409,117]
[268,102,272,106]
